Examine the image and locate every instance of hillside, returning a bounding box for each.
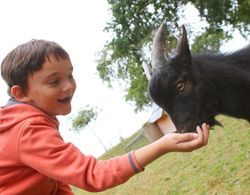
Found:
[73,115,250,195]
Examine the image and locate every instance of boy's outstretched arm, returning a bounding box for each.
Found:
[135,123,210,168]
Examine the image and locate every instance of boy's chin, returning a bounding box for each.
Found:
[62,109,72,115]
[56,108,72,116]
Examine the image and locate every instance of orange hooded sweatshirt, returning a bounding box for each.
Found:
[0,100,143,194]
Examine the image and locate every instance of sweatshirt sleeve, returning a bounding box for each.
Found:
[17,117,144,192]
[56,181,74,194]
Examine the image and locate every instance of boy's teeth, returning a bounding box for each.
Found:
[58,97,70,103]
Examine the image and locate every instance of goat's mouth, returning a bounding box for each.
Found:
[174,119,206,134]
[171,118,197,133]
[175,116,221,133]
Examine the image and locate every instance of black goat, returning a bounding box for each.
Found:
[148,24,250,133]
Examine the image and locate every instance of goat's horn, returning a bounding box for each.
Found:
[176,25,190,55]
[151,24,168,72]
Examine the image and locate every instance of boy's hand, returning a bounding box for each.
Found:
[134,123,210,168]
[159,123,210,153]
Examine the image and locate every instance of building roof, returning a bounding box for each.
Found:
[148,103,164,123]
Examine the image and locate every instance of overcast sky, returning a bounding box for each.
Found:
[0,1,248,157]
[0,0,152,157]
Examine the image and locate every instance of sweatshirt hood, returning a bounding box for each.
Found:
[0,99,59,133]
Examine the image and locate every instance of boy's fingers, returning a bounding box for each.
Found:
[176,133,198,143]
[176,123,210,152]
[201,123,210,145]
[189,125,205,148]
[176,138,202,151]
[196,123,210,146]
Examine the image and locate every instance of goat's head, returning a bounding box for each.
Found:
[148,24,220,133]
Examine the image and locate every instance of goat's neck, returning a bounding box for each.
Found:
[194,54,250,120]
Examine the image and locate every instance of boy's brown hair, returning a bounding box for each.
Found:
[1,39,70,96]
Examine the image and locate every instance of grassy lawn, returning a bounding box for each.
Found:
[72,115,250,195]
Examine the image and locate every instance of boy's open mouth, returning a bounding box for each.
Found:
[58,97,71,104]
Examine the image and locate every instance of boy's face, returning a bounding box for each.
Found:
[24,54,76,117]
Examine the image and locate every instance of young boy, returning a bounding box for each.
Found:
[0,39,210,194]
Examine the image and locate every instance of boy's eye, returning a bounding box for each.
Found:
[49,79,60,85]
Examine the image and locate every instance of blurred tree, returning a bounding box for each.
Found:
[71,105,108,152]
[97,0,250,111]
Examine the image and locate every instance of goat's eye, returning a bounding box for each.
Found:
[176,82,185,91]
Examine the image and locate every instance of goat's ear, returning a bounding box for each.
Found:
[176,26,192,64]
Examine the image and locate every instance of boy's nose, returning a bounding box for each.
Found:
[62,80,76,92]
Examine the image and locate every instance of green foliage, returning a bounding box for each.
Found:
[191,29,232,53]
[71,105,98,132]
[190,0,250,38]
[96,0,250,111]
[97,0,182,111]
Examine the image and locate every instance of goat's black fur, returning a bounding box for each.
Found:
[149,24,250,133]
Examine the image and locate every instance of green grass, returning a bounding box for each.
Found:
[72,115,250,195]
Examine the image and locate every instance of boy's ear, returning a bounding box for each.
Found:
[10,85,32,103]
